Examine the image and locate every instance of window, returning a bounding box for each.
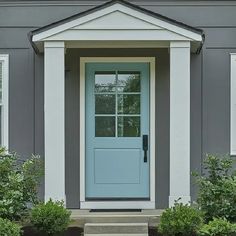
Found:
[94,71,141,137]
[0,55,9,148]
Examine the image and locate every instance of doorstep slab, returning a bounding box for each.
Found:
[84,223,148,236]
[70,209,162,227]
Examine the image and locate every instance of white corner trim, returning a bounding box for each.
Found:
[230,54,236,155]
[0,54,9,149]
[32,3,202,42]
[79,57,156,209]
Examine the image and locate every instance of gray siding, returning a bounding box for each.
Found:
[0,0,235,208]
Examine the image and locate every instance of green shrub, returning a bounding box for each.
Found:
[30,199,71,235]
[194,154,236,222]
[198,218,236,236]
[0,217,21,236]
[158,202,203,236]
[0,147,43,221]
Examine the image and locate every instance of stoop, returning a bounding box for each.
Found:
[70,209,162,228]
[84,222,148,236]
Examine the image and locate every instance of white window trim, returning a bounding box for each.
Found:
[79,57,156,209]
[230,53,236,155]
[0,54,9,149]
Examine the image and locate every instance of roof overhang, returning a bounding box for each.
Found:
[29,0,204,54]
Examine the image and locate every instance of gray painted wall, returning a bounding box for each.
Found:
[0,0,234,208]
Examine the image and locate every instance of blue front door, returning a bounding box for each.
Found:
[85,62,150,199]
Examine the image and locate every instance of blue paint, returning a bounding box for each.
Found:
[85,62,150,199]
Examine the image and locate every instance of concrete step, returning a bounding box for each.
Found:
[84,222,148,236]
[70,209,162,228]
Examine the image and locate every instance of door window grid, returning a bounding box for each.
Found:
[95,71,141,137]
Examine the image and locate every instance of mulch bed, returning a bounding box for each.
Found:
[148,228,197,236]
[23,226,159,236]
[22,226,84,236]
[23,226,197,236]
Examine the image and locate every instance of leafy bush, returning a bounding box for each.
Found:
[158,202,203,236]
[198,218,236,236]
[194,154,236,222]
[30,199,71,235]
[0,147,43,221]
[0,217,21,236]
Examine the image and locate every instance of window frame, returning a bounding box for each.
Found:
[0,54,9,149]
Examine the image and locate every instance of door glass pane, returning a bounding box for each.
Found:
[118,116,140,137]
[95,116,115,137]
[117,94,140,114]
[117,72,140,92]
[95,72,116,92]
[95,94,115,114]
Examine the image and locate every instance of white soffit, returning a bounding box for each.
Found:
[32,3,202,43]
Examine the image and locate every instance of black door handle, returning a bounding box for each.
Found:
[143,135,148,162]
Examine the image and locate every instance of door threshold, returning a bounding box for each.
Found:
[89,209,142,213]
[86,198,150,201]
[81,201,155,209]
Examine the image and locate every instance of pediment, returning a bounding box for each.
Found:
[73,10,162,30]
[30,0,203,53]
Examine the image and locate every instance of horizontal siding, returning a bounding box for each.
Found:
[0,48,35,158]
[0,4,236,27]
[202,48,233,154]
[0,28,35,48]
[204,28,236,48]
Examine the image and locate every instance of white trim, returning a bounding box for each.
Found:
[43,30,191,42]
[230,53,236,155]
[0,54,9,149]
[66,41,169,49]
[80,57,156,209]
[44,41,66,203]
[81,201,155,210]
[44,41,65,48]
[32,3,202,42]
[169,41,191,206]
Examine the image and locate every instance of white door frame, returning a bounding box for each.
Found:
[79,57,156,209]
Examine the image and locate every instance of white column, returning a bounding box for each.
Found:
[230,54,236,155]
[169,41,191,207]
[44,41,65,203]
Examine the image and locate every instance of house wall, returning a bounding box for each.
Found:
[0,0,235,208]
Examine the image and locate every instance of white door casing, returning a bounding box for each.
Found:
[80,57,156,209]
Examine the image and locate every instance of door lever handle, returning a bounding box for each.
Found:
[143,135,148,163]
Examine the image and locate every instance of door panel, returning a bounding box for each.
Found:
[94,149,140,184]
[85,62,150,199]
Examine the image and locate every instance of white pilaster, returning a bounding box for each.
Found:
[169,41,191,207]
[230,54,236,155]
[44,41,66,203]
